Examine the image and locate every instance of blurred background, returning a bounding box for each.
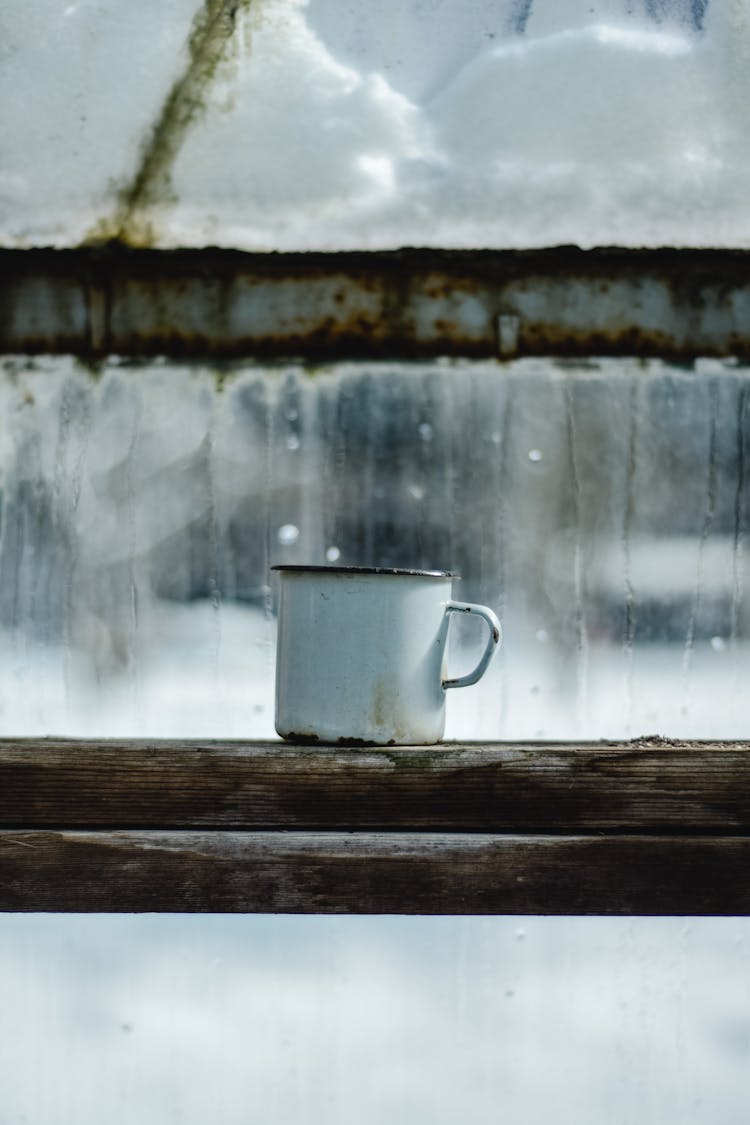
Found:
[0,354,747,740]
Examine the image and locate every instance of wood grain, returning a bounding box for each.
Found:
[1,830,748,914]
[3,739,748,914]
[1,738,749,833]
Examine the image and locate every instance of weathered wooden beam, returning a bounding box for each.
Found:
[1,738,749,834]
[3,739,748,914]
[1,830,748,914]
[3,246,750,361]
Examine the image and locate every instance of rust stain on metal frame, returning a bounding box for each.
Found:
[2,245,750,361]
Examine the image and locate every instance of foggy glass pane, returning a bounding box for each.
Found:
[0,0,198,246]
[1,915,749,1125]
[0,355,746,739]
[2,1,750,249]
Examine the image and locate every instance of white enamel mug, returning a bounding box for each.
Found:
[272,566,501,745]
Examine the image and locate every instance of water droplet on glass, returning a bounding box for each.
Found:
[253,704,265,713]
[286,434,300,451]
[418,422,434,442]
[277,524,299,546]
[535,629,548,644]
[408,484,425,501]
[490,431,501,445]
[326,546,341,562]
[528,448,543,463]
[710,635,726,652]
[285,406,299,421]
[505,989,515,999]
[515,928,527,941]
[530,685,540,695]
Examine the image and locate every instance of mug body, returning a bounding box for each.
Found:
[273,566,454,745]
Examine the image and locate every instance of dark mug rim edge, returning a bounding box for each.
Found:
[271,565,458,578]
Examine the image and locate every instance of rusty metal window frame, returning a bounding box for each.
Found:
[2,245,750,363]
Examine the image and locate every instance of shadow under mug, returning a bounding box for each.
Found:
[272,565,502,745]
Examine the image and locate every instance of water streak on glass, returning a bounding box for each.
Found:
[730,380,749,672]
[494,375,512,729]
[681,376,718,712]
[259,373,276,707]
[565,378,589,731]
[621,374,639,734]
[126,387,142,710]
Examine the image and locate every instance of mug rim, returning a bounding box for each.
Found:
[271,565,457,578]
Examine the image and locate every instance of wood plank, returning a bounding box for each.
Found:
[1,738,749,833]
[1,830,748,915]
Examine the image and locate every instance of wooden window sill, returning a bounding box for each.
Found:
[1,738,748,915]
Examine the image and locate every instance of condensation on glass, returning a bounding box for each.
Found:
[0,355,746,740]
[0,913,749,1125]
[2,0,750,249]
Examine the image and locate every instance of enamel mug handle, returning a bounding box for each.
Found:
[442,601,502,690]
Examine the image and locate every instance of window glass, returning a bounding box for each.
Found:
[0,0,197,246]
[3,1,749,249]
[1,914,749,1125]
[1,356,747,739]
